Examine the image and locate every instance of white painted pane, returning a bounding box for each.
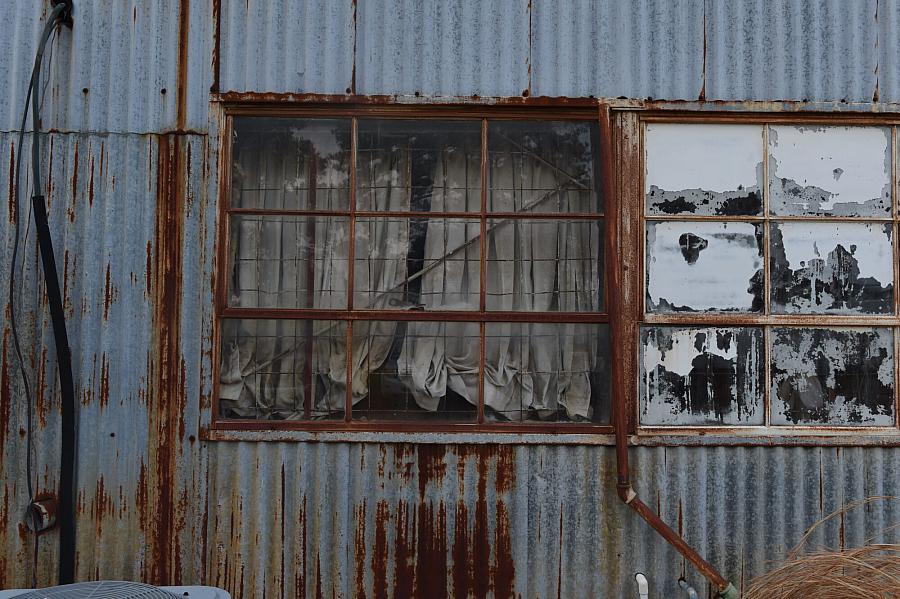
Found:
[770,222,894,314]
[645,123,764,216]
[769,125,891,216]
[770,327,895,426]
[640,326,764,426]
[646,221,764,312]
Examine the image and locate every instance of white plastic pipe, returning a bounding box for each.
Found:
[635,573,650,599]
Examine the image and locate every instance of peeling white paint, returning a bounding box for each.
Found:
[769,125,891,215]
[647,221,762,312]
[645,123,763,193]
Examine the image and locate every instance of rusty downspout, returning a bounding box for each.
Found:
[599,105,738,599]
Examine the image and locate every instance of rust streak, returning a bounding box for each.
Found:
[103,263,113,320]
[8,144,15,223]
[145,134,187,584]
[0,328,10,463]
[175,0,191,131]
[99,352,110,409]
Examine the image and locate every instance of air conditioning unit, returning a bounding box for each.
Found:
[0,582,230,599]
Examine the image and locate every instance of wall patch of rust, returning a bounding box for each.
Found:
[640,326,764,425]
[144,134,187,584]
[770,222,894,314]
[770,327,894,425]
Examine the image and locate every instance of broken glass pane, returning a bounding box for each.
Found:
[645,124,764,216]
[640,326,764,425]
[354,217,481,311]
[646,221,764,312]
[230,117,351,211]
[770,327,895,426]
[770,222,894,314]
[769,125,891,217]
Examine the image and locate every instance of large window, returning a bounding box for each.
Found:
[640,119,897,430]
[214,106,900,437]
[215,108,611,430]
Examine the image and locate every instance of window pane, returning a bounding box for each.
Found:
[351,320,479,421]
[646,221,764,312]
[227,215,349,309]
[218,319,347,420]
[484,323,610,423]
[230,117,351,211]
[770,327,895,426]
[640,326,764,425]
[353,217,480,311]
[770,222,894,314]
[488,121,601,213]
[769,125,891,217]
[645,124,764,216]
[486,219,603,312]
[356,120,481,212]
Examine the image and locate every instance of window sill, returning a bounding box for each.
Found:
[202,427,900,447]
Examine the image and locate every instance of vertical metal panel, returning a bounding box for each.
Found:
[356,0,530,97]
[0,131,211,587]
[531,0,705,100]
[218,0,355,95]
[0,0,211,133]
[705,0,879,102]
[205,442,900,599]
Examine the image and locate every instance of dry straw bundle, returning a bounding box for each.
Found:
[745,497,900,599]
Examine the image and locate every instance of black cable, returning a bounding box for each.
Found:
[9,2,68,587]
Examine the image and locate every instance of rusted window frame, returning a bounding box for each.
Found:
[627,110,900,437]
[211,102,618,434]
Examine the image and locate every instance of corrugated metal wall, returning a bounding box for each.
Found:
[1,1,899,598]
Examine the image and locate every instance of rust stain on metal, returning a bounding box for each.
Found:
[8,143,15,223]
[175,0,190,131]
[0,328,10,463]
[103,263,113,320]
[71,140,79,210]
[354,500,367,599]
[144,134,188,584]
[373,499,389,599]
[88,155,95,207]
[211,0,221,93]
[99,352,110,409]
[35,347,48,428]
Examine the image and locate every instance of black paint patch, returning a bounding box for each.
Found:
[678,232,708,264]
[771,327,894,425]
[640,326,764,425]
[770,223,894,314]
[646,185,763,216]
[769,176,891,217]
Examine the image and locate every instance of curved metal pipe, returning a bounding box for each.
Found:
[600,105,738,599]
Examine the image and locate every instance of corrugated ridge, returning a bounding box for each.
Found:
[0,0,210,134]
[531,0,705,100]
[219,0,354,94]
[705,0,879,102]
[356,0,529,97]
[206,443,900,598]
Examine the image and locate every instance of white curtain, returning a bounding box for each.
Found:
[398,146,601,419]
[219,131,601,420]
[219,140,408,417]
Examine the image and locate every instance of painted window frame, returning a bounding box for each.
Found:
[626,110,900,438]
[211,102,618,434]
